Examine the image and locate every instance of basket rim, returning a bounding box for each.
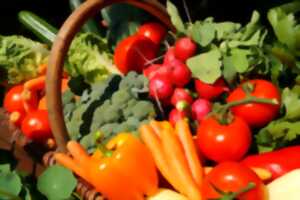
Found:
[46,0,174,152]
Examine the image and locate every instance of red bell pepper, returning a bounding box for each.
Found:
[242,146,300,180]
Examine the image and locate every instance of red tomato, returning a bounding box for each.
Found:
[201,162,267,200]
[137,22,167,45]
[197,116,251,162]
[227,79,281,127]
[4,85,38,113]
[195,78,229,100]
[21,110,52,142]
[114,35,157,74]
[174,37,197,62]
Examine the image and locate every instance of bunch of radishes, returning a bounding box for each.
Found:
[143,37,228,126]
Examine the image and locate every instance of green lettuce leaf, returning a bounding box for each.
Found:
[66,32,119,84]
[0,35,49,84]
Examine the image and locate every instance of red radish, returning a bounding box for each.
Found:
[165,59,191,87]
[149,75,174,100]
[169,108,188,126]
[171,88,194,108]
[138,22,167,45]
[195,78,229,100]
[163,47,177,65]
[191,98,212,123]
[175,37,197,62]
[4,85,38,113]
[21,110,52,142]
[114,35,158,74]
[143,64,170,80]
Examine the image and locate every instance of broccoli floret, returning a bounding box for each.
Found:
[111,89,133,109]
[131,101,156,120]
[113,122,136,133]
[119,71,149,97]
[122,99,138,118]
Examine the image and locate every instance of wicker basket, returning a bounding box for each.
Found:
[44,0,174,199]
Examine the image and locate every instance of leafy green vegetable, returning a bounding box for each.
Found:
[166,0,186,34]
[191,21,215,47]
[187,49,222,84]
[256,86,300,152]
[0,167,22,200]
[268,1,300,56]
[66,32,119,84]
[0,35,49,84]
[37,165,77,200]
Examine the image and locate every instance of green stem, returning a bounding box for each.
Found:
[216,95,278,125]
[223,96,279,111]
[0,188,22,200]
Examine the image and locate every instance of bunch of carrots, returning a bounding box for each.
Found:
[140,120,203,200]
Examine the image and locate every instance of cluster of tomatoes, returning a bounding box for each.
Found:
[3,76,68,143]
[114,21,282,199]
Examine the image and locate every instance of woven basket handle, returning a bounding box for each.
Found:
[46,0,174,152]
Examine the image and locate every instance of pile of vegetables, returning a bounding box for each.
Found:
[3,0,300,199]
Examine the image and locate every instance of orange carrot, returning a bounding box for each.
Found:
[38,63,47,75]
[175,120,203,187]
[139,125,183,193]
[54,153,88,180]
[160,122,202,200]
[67,141,90,167]
[24,76,46,91]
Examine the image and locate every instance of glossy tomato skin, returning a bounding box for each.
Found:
[201,162,267,200]
[196,116,251,162]
[137,22,167,45]
[4,85,38,113]
[21,110,52,142]
[195,78,229,100]
[227,79,280,127]
[114,35,157,74]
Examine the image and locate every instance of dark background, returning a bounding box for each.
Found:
[0,0,290,37]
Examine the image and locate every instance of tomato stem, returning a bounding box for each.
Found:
[223,95,279,111]
[210,182,256,200]
[214,95,278,125]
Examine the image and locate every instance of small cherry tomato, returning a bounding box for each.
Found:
[201,162,267,200]
[197,116,251,162]
[195,78,229,100]
[174,37,197,62]
[227,79,281,127]
[114,35,157,74]
[137,22,167,45]
[4,85,38,113]
[21,110,52,142]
